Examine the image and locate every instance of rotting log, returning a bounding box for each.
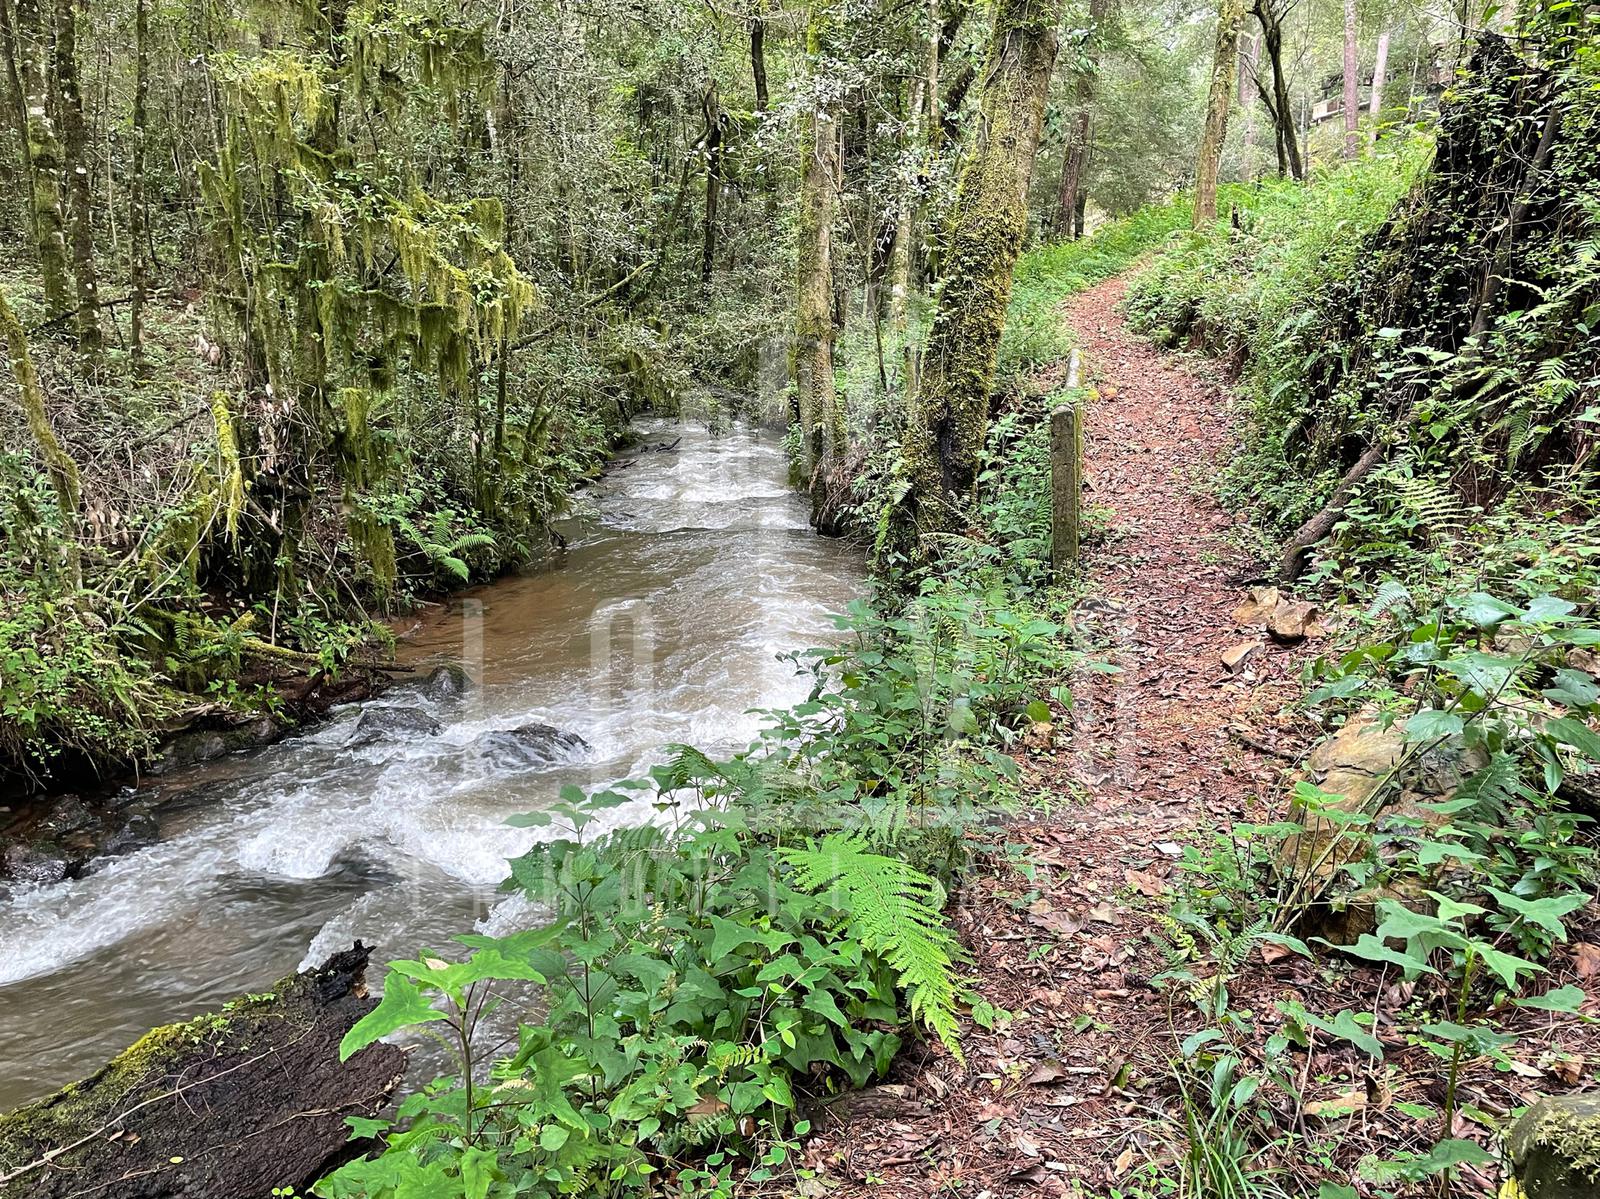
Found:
[0,944,407,1199]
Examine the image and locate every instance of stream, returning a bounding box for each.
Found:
[0,420,864,1112]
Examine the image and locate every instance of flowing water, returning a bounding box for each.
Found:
[0,420,864,1111]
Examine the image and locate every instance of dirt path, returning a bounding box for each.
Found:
[804,275,1316,1196]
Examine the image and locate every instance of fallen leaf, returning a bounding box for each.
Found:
[1306,1089,1366,1120]
[1023,1060,1070,1086]
[1124,868,1164,897]
[1574,942,1600,979]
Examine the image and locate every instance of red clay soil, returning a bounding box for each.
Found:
[793,276,1600,1198]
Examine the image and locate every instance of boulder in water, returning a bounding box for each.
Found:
[0,842,69,888]
[0,943,406,1199]
[344,705,443,748]
[472,721,588,769]
[420,663,474,702]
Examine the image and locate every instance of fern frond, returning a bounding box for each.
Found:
[779,834,967,1060]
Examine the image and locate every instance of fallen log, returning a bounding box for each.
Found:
[0,944,407,1199]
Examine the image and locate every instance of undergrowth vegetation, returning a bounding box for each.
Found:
[1125,34,1600,594]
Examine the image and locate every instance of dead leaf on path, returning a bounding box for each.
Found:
[1088,903,1119,924]
[1024,1059,1070,1086]
[1124,868,1164,897]
[1306,1089,1366,1120]
[1548,1055,1584,1085]
[1031,909,1088,937]
[1574,942,1600,978]
[1015,1131,1042,1158]
[1112,1145,1137,1176]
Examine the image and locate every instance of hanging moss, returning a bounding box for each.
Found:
[208,391,248,542]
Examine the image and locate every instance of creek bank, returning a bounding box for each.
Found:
[0,944,405,1199]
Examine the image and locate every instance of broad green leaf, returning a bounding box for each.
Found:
[1405,709,1464,741]
[1546,717,1600,761]
[539,1125,571,1152]
[1324,933,1437,977]
[1513,985,1586,1013]
[1485,887,1588,940]
[340,974,450,1061]
[1452,594,1518,628]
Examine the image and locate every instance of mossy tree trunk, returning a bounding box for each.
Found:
[0,282,81,584]
[899,0,1060,541]
[1193,0,1247,227]
[887,0,939,396]
[11,0,71,316]
[0,946,406,1199]
[793,5,841,515]
[0,0,33,222]
[51,0,102,355]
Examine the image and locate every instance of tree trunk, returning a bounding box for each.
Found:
[0,946,407,1199]
[750,11,769,113]
[1052,0,1104,240]
[0,281,80,556]
[128,0,150,369]
[887,0,940,398]
[1194,0,1248,227]
[793,8,841,514]
[0,0,32,219]
[1368,28,1390,136]
[11,0,70,315]
[700,87,724,289]
[1254,0,1302,180]
[51,0,101,354]
[901,0,1061,538]
[1342,0,1359,158]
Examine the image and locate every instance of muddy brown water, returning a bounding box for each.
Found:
[0,421,863,1111]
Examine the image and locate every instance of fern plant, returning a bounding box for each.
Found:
[779,833,967,1058]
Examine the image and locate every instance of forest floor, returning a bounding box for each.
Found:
[800,275,1326,1196]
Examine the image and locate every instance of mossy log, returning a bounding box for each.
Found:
[0,945,407,1199]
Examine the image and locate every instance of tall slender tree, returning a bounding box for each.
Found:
[1252,0,1303,180]
[1341,0,1359,157]
[0,0,31,215]
[1053,0,1107,239]
[51,0,102,353]
[0,282,81,583]
[128,0,150,369]
[11,0,70,315]
[1368,27,1390,136]
[1194,0,1247,226]
[901,0,1061,537]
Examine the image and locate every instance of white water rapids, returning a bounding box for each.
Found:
[0,421,864,1109]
